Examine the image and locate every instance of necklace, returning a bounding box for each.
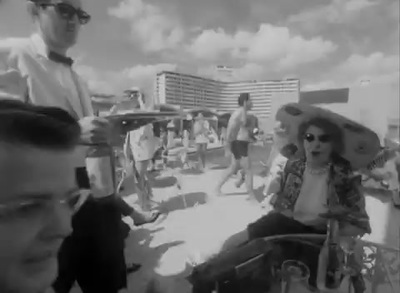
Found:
[306,163,330,175]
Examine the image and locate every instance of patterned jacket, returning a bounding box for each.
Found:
[272,158,371,235]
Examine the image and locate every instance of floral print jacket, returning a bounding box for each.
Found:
[271,158,371,235]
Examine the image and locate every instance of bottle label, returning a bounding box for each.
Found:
[86,146,115,198]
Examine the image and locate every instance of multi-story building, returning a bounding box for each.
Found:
[154,71,300,125]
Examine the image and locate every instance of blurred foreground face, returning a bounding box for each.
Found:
[0,145,78,293]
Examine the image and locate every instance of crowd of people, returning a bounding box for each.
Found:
[0,1,399,293]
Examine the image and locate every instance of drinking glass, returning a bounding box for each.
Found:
[281,260,311,293]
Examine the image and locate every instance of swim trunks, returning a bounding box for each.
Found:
[230,140,250,160]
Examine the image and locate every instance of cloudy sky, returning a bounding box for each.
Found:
[0,0,398,95]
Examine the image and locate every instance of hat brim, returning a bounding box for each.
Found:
[275,103,381,170]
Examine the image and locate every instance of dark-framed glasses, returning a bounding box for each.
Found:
[0,194,80,220]
[304,133,331,143]
[38,2,91,25]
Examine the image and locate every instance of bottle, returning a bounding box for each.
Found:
[317,219,342,291]
[86,145,116,198]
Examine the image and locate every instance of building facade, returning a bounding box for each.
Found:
[300,82,400,143]
[154,71,300,122]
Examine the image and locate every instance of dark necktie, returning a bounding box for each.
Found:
[48,51,74,66]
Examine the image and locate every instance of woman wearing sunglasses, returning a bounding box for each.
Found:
[214,110,376,290]
[254,116,372,288]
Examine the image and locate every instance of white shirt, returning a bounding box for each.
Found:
[293,170,329,226]
[129,124,158,161]
[194,120,210,144]
[183,130,190,149]
[0,34,93,167]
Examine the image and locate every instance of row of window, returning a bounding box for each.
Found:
[164,98,273,109]
[162,80,299,92]
[160,73,299,86]
[163,87,297,98]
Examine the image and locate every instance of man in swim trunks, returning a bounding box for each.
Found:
[214,93,256,200]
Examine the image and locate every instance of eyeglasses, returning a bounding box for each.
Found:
[0,194,80,221]
[39,2,91,25]
[304,133,331,143]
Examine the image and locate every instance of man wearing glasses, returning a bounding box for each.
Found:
[0,1,159,292]
[0,100,81,293]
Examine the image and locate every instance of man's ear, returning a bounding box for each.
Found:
[26,1,40,19]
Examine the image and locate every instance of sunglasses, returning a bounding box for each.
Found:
[304,133,331,143]
[39,2,91,25]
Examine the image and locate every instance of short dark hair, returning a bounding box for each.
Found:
[238,93,249,106]
[297,116,344,157]
[0,99,81,150]
[281,143,298,158]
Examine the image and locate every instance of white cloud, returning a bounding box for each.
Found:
[121,63,177,94]
[108,0,184,52]
[75,63,177,96]
[0,37,26,48]
[197,51,399,91]
[302,52,400,90]
[187,24,337,70]
[187,28,235,61]
[74,65,117,94]
[109,1,337,71]
[301,81,337,91]
[334,52,399,84]
[288,0,378,30]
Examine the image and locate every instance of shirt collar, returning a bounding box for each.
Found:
[30,34,74,66]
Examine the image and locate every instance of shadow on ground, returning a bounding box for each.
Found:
[124,191,208,293]
[180,168,204,175]
[152,176,177,188]
[253,185,265,202]
[209,165,228,170]
[159,192,207,213]
[125,227,187,293]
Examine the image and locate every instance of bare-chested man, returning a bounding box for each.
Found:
[215,93,255,200]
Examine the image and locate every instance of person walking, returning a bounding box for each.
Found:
[125,122,159,211]
[193,113,210,171]
[214,93,256,200]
